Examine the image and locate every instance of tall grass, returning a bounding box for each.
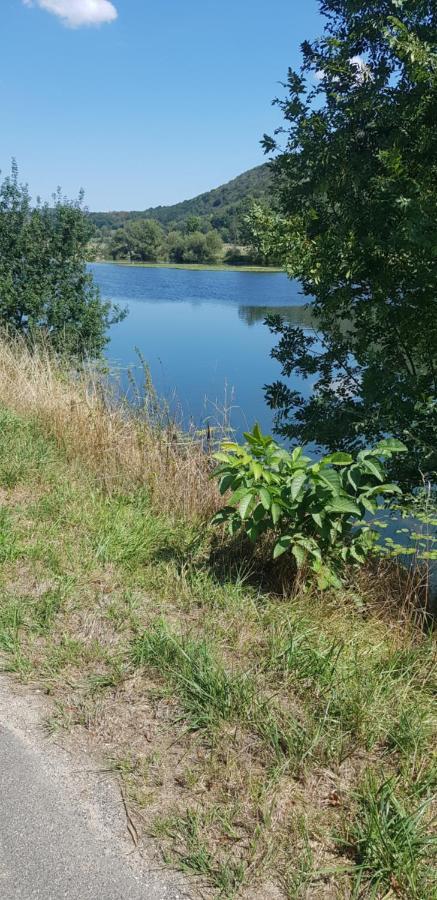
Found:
[0,370,435,899]
[0,332,220,520]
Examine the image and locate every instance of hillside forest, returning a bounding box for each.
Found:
[88,164,277,265]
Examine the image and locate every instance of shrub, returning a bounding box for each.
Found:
[212,425,407,589]
[0,162,124,357]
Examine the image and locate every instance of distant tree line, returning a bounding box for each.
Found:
[91,210,280,267]
[105,216,224,264]
[89,164,281,266]
[89,165,272,242]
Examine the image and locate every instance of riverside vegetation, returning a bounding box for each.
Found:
[0,336,435,900]
[0,0,436,896]
[249,2,437,486]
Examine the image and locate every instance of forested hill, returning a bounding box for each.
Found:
[89,164,272,242]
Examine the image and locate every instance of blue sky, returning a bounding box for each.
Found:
[3,1,321,210]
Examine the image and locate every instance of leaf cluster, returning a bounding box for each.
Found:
[212,424,407,590]
[253,1,437,486]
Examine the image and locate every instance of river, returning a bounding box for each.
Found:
[90,262,313,438]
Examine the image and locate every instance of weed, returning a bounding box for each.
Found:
[0,598,23,652]
[343,775,437,899]
[92,495,185,569]
[151,808,246,897]
[132,618,254,730]
[0,508,20,563]
[213,425,406,589]
[267,617,344,685]
[386,705,434,756]
[31,588,65,633]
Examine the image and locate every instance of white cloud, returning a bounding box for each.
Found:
[349,55,373,82]
[24,0,118,28]
[314,56,373,85]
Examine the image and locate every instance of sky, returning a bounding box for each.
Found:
[2,1,322,210]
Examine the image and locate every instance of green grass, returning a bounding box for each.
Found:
[132,619,312,766]
[0,508,21,564]
[132,619,255,730]
[0,598,24,652]
[0,407,58,489]
[343,775,436,899]
[151,808,247,896]
[0,402,435,899]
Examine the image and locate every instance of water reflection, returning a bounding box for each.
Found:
[238,305,315,328]
[90,263,313,437]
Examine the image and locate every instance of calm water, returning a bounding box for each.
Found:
[90,262,436,599]
[90,263,314,436]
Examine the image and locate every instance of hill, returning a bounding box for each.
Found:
[89,164,273,243]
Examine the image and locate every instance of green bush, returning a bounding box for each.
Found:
[0,162,124,357]
[212,425,407,589]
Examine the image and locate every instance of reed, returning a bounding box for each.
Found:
[0,332,220,520]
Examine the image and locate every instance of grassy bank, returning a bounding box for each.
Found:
[91,259,284,274]
[0,338,435,899]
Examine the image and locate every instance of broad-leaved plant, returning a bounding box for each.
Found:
[213,425,407,589]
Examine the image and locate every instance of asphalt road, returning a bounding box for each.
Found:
[0,681,189,900]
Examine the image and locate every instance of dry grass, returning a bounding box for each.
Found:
[0,331,220,520]
[0,335,435,898]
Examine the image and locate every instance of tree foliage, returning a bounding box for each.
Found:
[0,162,124,356]
[90,164,272,243]
[167,228,223,264]
[251,1,437,484]
[107,217,224,264]
[109,219,164,261]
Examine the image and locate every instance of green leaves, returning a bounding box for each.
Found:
[0,162,122,358]
[258,0,437,488]
[271,502,282,525]
[375,439,408,456]
[291,544,306,568]
[290,472,306,501]
[212,426,405,590]
[325,497,361,516]
[238,493,254,521]
[273,535,293,559]
[324,452,353,466]
[259,487,272,510]
[218,473,235,495]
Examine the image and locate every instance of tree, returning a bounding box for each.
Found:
[251,2,437,484]
[184,215,203,235]
[109,219,163,262]
[166,229,223,264]
[205,229,223,261]
[166,230,187,263]
[125,219,163,261]
[108,227,131,260]
[0,163,125,357]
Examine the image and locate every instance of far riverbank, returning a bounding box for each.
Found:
[90,258,283,274]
